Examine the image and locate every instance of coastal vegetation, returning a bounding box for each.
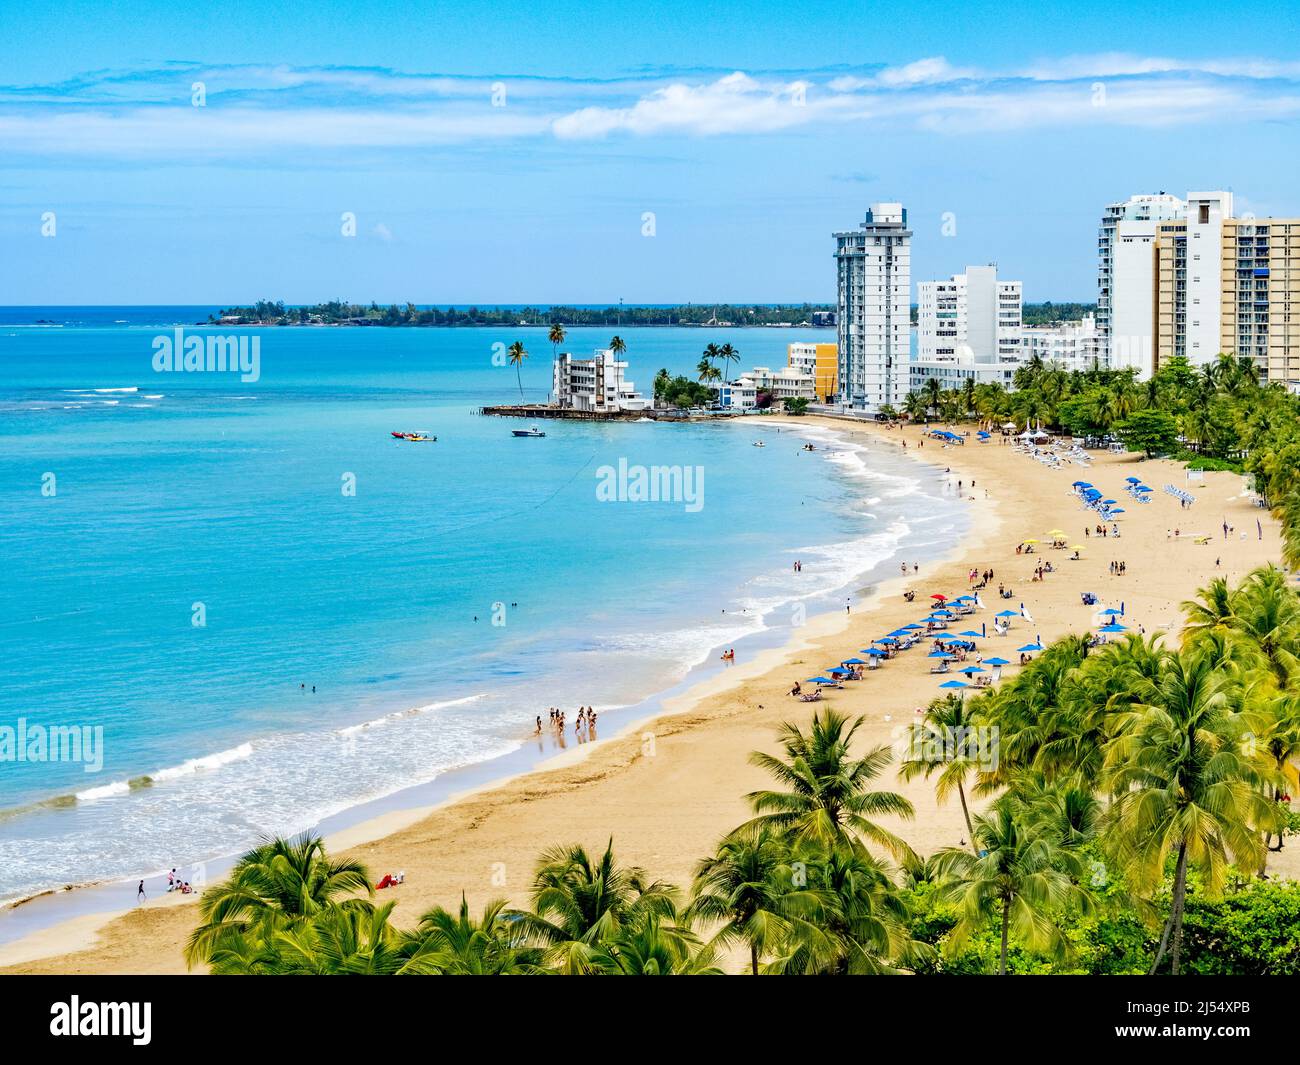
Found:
[905,352,1300,516]
[185,568,1300,975]
[209,301,1093,329]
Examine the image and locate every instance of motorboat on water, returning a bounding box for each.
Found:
[512,426,546,438]
[752,440,766,447]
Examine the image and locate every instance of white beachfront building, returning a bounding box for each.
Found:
[717,366,816,410]
[552,349,650,412]
[1020,314,1104,373]
[910,265,1023,397]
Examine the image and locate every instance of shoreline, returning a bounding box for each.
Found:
[0,415,965,959]
[5,416,1291,973]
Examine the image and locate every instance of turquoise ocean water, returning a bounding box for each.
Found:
[0,311,963,903]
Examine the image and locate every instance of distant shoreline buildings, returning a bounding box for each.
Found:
[826,188,1299,413]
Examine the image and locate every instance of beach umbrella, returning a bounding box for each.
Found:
[1109,508,1126,514]
[1022,538,1039,544]
[1101,498,1117,504]
[1125,476,1140,483]
[1100,623,1127,633]
[996,609,1018,617]
[807,676,836,684]
[958,630,982,638]
[939,680,969,690]
[930,593,948,601]
[875,636,899,644]
[1072,544,1085,550]
[1018,643,1043,652]
[959,665,985,675]
[1075,481,1093,487]
[901,624,922,630]
[1136,486,1152,493]
[927,650,952,659]
[842,658,866,665]
[984,657,1010,666]
[828,667,851,675]
[862,648,887,657]
[1100,607,1122,615]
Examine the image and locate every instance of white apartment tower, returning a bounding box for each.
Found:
[1098,192,1185,375]
[917,265,1022,364]
[835,203,911,412]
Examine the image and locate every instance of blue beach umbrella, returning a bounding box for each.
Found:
[1072,480,1090,486]
[958,630,982,638]
[842,658,866,665]
[1109,508,1125,514]
[1100,607,1122,615]
[996,610,1018,617]
[876,636,899,644]
[1018,643,1043,652]
[939,680,969,690]
[1125,476,1140,483]
[862,648,887,657]
[828,667,851,675]
[901,624,922,630]
[808,676,835,684]
[1100,623,1127,633]
[959,665,985,674]
[984,657,1011,667]
[927,650,952,659]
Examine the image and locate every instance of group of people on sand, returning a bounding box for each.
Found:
[1085,523,1120,538]
[376,870,405,890]
[1109,560,1128,576]
[536,706,598,738]
[720,648,736,663]
[969,567,994,588]
[166,868,194,894]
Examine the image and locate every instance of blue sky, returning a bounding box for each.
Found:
[2,0,1299,304]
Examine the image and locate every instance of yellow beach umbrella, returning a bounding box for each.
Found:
[1072,544,1085,550]
[1022,538,1039,544]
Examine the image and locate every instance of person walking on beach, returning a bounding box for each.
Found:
[137,880,146,902]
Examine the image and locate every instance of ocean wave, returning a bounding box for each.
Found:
[337,693,487,737]
[74,780,130,803]
[149,742,255,783]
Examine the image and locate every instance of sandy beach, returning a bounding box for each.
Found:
[5,414,1294,974]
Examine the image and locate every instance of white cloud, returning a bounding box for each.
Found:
[4,54,1300,157]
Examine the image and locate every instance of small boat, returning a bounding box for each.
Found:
[391,431,408,438]
[512,426,546,438]
[752,440,765,448]
[406,431,436,442]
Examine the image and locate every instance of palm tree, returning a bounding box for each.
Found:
[689,825,796,974]
[511,840,683,974]
[903,390,928,423]
[898,693,982,852]
[701,342,720,382]
[768,843,930,975]
[1229,566,1300,686]
[933,796,1085,974]
[404,895,542,974]
[587,915,722,974]
[186,834,372,968]
[717,342,740,384]
[548,323,566,360]
[507,341,528,401]
[1101,643,1278,974]
[1180,576,1238,646]
[924,376,941,416]
[741,709,914,856]
[1280,490,1300,571]
[609,335,626,362]
[696,358,721,386]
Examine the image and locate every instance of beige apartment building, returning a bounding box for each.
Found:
[1140,194,1300,390]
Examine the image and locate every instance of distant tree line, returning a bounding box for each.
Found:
[213,300,1099,329]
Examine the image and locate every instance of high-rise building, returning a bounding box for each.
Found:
[1152,192,1236,371]
[917,265,1022,364]
[834,203,911,412]
[1220,216,1300,390]
[1098,192,1185,375]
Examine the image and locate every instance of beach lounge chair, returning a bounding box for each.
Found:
[799,689,823,702]
[929,662,950,675]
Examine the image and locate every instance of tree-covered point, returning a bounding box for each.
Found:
[210,302,838,328]
[213,300,1093,329]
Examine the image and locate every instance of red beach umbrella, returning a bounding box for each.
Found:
[930,593,948,601]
